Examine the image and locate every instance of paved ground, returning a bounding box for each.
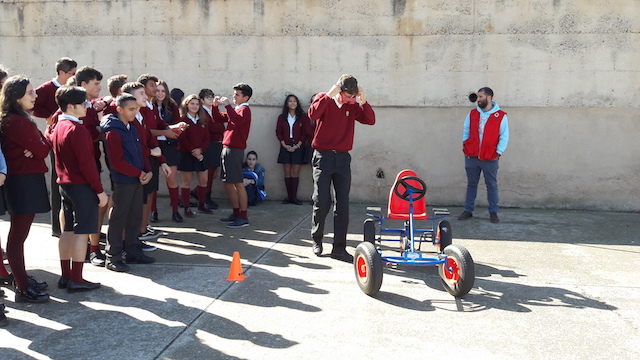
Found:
[0,198,639,360]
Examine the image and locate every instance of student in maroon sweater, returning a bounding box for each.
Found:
[177,94,211,218]
[199,88,225,210]
[51,86,108,292]
[307,74,375,262]
[276,94,313,205]
[152,80,186,222]
[215,83,253,228]
[0,75,52,303]
[102,74,128,116]
[32,57,77,238]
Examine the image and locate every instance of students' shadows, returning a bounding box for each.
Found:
[1,269,297,360]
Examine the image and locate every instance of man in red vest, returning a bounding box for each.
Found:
[458,87,509,223]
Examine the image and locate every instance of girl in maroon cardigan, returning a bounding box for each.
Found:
[177,95,210,218]
[276,94,313,205]
[199,88,226,210]
[0,75,52,303]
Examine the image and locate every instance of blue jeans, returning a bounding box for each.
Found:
[464,156,499,213]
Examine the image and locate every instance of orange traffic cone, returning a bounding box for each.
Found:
[226,251,246,281]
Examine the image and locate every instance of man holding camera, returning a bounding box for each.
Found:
[307,74,376,262]
[458,87,509,223]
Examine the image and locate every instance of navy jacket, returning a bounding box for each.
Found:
[100,114,145,184]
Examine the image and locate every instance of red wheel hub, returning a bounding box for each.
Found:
[356,255,369,284]
[443,256,460,285]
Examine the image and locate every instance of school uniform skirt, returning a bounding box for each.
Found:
[0,186,6,215]
[4,173,51,215]
[178,151,207,172]
[277,139,306,164]
[202,141,222,168]
[159,139,180,167]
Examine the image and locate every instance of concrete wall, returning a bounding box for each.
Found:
[2,0,639,210]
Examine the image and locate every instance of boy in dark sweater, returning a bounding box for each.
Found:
[50,86,107,292]
[100,94,154,272]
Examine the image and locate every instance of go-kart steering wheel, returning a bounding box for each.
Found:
[393,176,427,202]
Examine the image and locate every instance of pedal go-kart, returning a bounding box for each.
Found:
[354,169,475,297]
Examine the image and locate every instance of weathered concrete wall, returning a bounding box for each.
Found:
[2,0,639,210]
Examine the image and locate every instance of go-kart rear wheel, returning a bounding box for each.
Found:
[354,242,383,296]
[363,219,376,244]
[438,244,475,298]
[436,220,452,253]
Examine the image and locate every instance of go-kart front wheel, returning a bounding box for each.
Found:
[438,244,475,298]
[354,242,383,296]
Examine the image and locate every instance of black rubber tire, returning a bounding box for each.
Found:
[436,220,452,253]
[363,219,376,244]
[438,244,475,298]
[354,242,383,296]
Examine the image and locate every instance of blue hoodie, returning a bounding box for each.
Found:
[100,113,145,184]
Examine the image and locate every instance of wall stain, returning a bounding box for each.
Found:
[392,0,406,17]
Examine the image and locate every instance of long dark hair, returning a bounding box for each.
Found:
[155,80,177,115]
[0,75,32,130]
[281,94,304,119]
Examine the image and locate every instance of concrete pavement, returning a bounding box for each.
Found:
[1,199,639,360]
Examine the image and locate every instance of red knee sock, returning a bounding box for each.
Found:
[90,244,100,253]
[291,177,299,201]
[240,210,248,220]
[197,185,207,206]
[233,208,240,217]
[181,188,191,209]
[284,177,292,201]
[169,187,179,212]
[7,214,35,290]
[0,244,9,276]
[71,261,84,283]
[60,259,71,278]
[151,192,158,212]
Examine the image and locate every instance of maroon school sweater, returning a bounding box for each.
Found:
[307,93,375,152]
[215,104,251,149]
[203,108,225,142]
[33,80,60,119]
[177,116,210,153]
[0,114,51,174]
[51,117,104,193]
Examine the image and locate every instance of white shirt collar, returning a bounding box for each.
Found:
[146,100,154,110]
[203,106,212,116]
[59,114,83,124]
[187,113,198,124]
[135,112,143,124]
[52,78,62,87]
[235,103,249,110]
[332,95,343,109]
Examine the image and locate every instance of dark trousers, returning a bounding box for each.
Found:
[107,182,143,261]
[49,151,62,235]
[311,150,351,250]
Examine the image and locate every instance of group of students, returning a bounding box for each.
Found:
[0,57,257,315]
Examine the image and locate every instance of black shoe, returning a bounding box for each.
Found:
[89,250,106,267]
[219,214,236,223]
[126,254,156,264]
[206,199,219,210]
[198,204,213,214]
[282,198,290,204]
[226,217,249,228]
[149,211,158,223]
[490,212,500,223]
[27,276,48,292]
[15,287,49,303]
[106,260,130,272]
[172,211,184,223]
[330,249,354,263]
[184,208,196,218]
[291,199,303,205]
[0,273,13,287]
[67,280,101,293]
[57,276,70,289]
[312,242,323,256]
[457,211,473,220]
[178,200,185,209]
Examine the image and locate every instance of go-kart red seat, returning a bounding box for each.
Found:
[387,169,427,220]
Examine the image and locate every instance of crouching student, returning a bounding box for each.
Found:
[50,86,108,292]
[100,94,155,272]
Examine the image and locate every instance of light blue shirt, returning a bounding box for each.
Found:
[0,144,7,175]
[462,101,509,155]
